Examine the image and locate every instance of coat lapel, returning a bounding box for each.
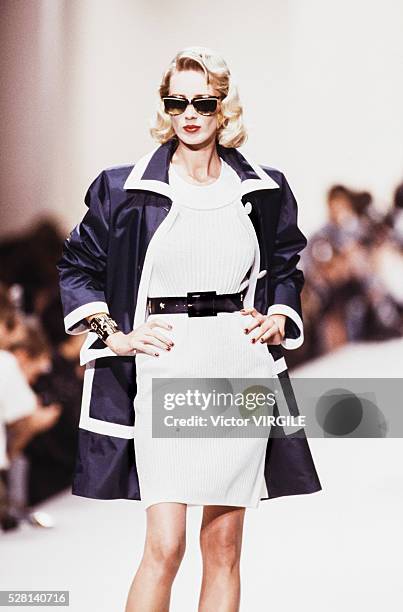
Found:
[122,137,280,196]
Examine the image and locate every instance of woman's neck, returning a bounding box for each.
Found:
[170,140,222,185]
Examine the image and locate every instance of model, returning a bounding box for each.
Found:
[57,46,322,612]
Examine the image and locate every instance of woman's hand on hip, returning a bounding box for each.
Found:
[240,307,286,345]
[104,319,174,357]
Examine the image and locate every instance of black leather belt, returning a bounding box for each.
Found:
[147,290,244,317]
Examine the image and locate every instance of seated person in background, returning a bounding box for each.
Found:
[0,285,60,528]
[25,295,83,506]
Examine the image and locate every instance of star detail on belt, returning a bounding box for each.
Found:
[159,302,165,309]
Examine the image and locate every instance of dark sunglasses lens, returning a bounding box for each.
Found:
[163,98,187,115]
[194,98,218,115]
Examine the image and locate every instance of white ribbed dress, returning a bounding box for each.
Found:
[133,158,274,510]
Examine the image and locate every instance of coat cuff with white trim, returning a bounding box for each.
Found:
[266,303,304,350]
[64,301,110,335]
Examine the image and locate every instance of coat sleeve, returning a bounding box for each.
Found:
[266,172,307,350]
[56,170,111,335]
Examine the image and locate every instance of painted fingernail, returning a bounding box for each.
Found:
[167,346,171,351]
[260,338,265,343]
[244,328,248,334]
[251,338,255,343]
[155,352,159,356]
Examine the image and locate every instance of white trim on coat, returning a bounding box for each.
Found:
[79,331,120,366]
[131,202,182,331]
[267,304,304,350]
[79,360,135,438]
[122,144,161,191]
[271,356,288,374]
[236,199,261,311]
[261,483,269,499]
[64,301,110,335]
[237,146,280,194]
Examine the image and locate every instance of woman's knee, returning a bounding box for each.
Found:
[144,535,186,573]
[200,519,243,569]
[143,503,187,573]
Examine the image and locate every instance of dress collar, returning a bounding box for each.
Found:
[168,158,243,210]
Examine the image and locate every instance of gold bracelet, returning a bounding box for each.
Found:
[88,313,120,344]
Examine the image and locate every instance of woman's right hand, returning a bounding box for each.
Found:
[104,319,175,357]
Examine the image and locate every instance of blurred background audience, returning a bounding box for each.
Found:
[285,180,403,369]
[0,231,82,530]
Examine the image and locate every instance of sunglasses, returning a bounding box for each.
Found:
[162,94,222,116]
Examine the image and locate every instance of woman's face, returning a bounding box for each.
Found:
[328,195,355,226]
[168,69,221,147]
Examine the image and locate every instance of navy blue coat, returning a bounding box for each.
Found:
[57,136,322,501]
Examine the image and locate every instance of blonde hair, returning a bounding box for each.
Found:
[149,46,247,148]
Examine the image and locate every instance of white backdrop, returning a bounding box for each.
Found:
[1,0,403,238]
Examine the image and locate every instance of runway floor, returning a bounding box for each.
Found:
[2,338,403,611]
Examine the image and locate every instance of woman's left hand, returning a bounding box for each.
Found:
[240,307,286,345]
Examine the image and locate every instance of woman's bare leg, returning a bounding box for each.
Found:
[198,505,246,612]
[125,502,187,612]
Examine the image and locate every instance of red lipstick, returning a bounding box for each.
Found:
[183,125,201,133]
